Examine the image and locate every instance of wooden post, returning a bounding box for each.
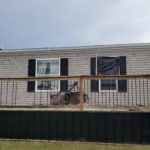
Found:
[79,77,84,111]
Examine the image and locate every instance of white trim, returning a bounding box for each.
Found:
[35,58,60,92]
[99,80,118,92]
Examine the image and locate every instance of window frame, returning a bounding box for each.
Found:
[35,58,60,92]
[99,80,118,92]
[97,56,119,92]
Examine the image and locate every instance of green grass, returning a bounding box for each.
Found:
[0,140,150,150]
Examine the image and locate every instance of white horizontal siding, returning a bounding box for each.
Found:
[0,46,149,106]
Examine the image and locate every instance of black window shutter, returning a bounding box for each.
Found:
[27,59,36,92]
[118,56,127,92]
[60,58,68,92]
[90,57,99,92]
[27,81,35,92]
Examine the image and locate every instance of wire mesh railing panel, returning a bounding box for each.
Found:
[83,78,150,110]
[0,79,80,110]
[0,75,150,111]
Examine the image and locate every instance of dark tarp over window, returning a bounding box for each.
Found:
[97,56,119,75]
[97,57,119,90]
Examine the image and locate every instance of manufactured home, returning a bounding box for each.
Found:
[0,43,150,144]
[0,43,150,109]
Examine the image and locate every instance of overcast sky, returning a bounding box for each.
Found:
[0,0,150,49]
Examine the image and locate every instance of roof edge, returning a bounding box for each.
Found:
[1,42,150,53]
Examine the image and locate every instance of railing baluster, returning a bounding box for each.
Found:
[102,89,103,106]
[123,80,126,106]
[84,79,86,108]
[116,84,118,107]
[87,80,89,105]
[94,83,96,107]
[143,79,145,106]
[135,78,137,106]
[109,80,110,106]
[46,84,49,105]
[98,80,100,106]
[131,79,133,106]
[79,77,84,111]
[12,81,14,105]
[112,87,114,107]
[147,79,149,106]
[139,79,141,106]
[0,82,2,105]
[40,82,42,105]
[49,82,51,105]
[119,84,121,107]
[127,80,129,107]
[33,84,36,105]
[6,81,8,105]
[90,81,92,106]
[14,81,17,105]
[104,89,107,107]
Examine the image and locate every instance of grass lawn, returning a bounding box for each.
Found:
[0,140,150,150]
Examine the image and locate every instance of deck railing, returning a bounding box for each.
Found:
[0,75,150,111]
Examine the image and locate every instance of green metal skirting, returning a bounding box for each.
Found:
[0,110,150,144]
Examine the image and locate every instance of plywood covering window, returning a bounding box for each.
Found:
[35,58,60,91]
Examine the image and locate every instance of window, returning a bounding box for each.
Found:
[90,56,127,92]
[97,56,119,91]
[36,58,60,91]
